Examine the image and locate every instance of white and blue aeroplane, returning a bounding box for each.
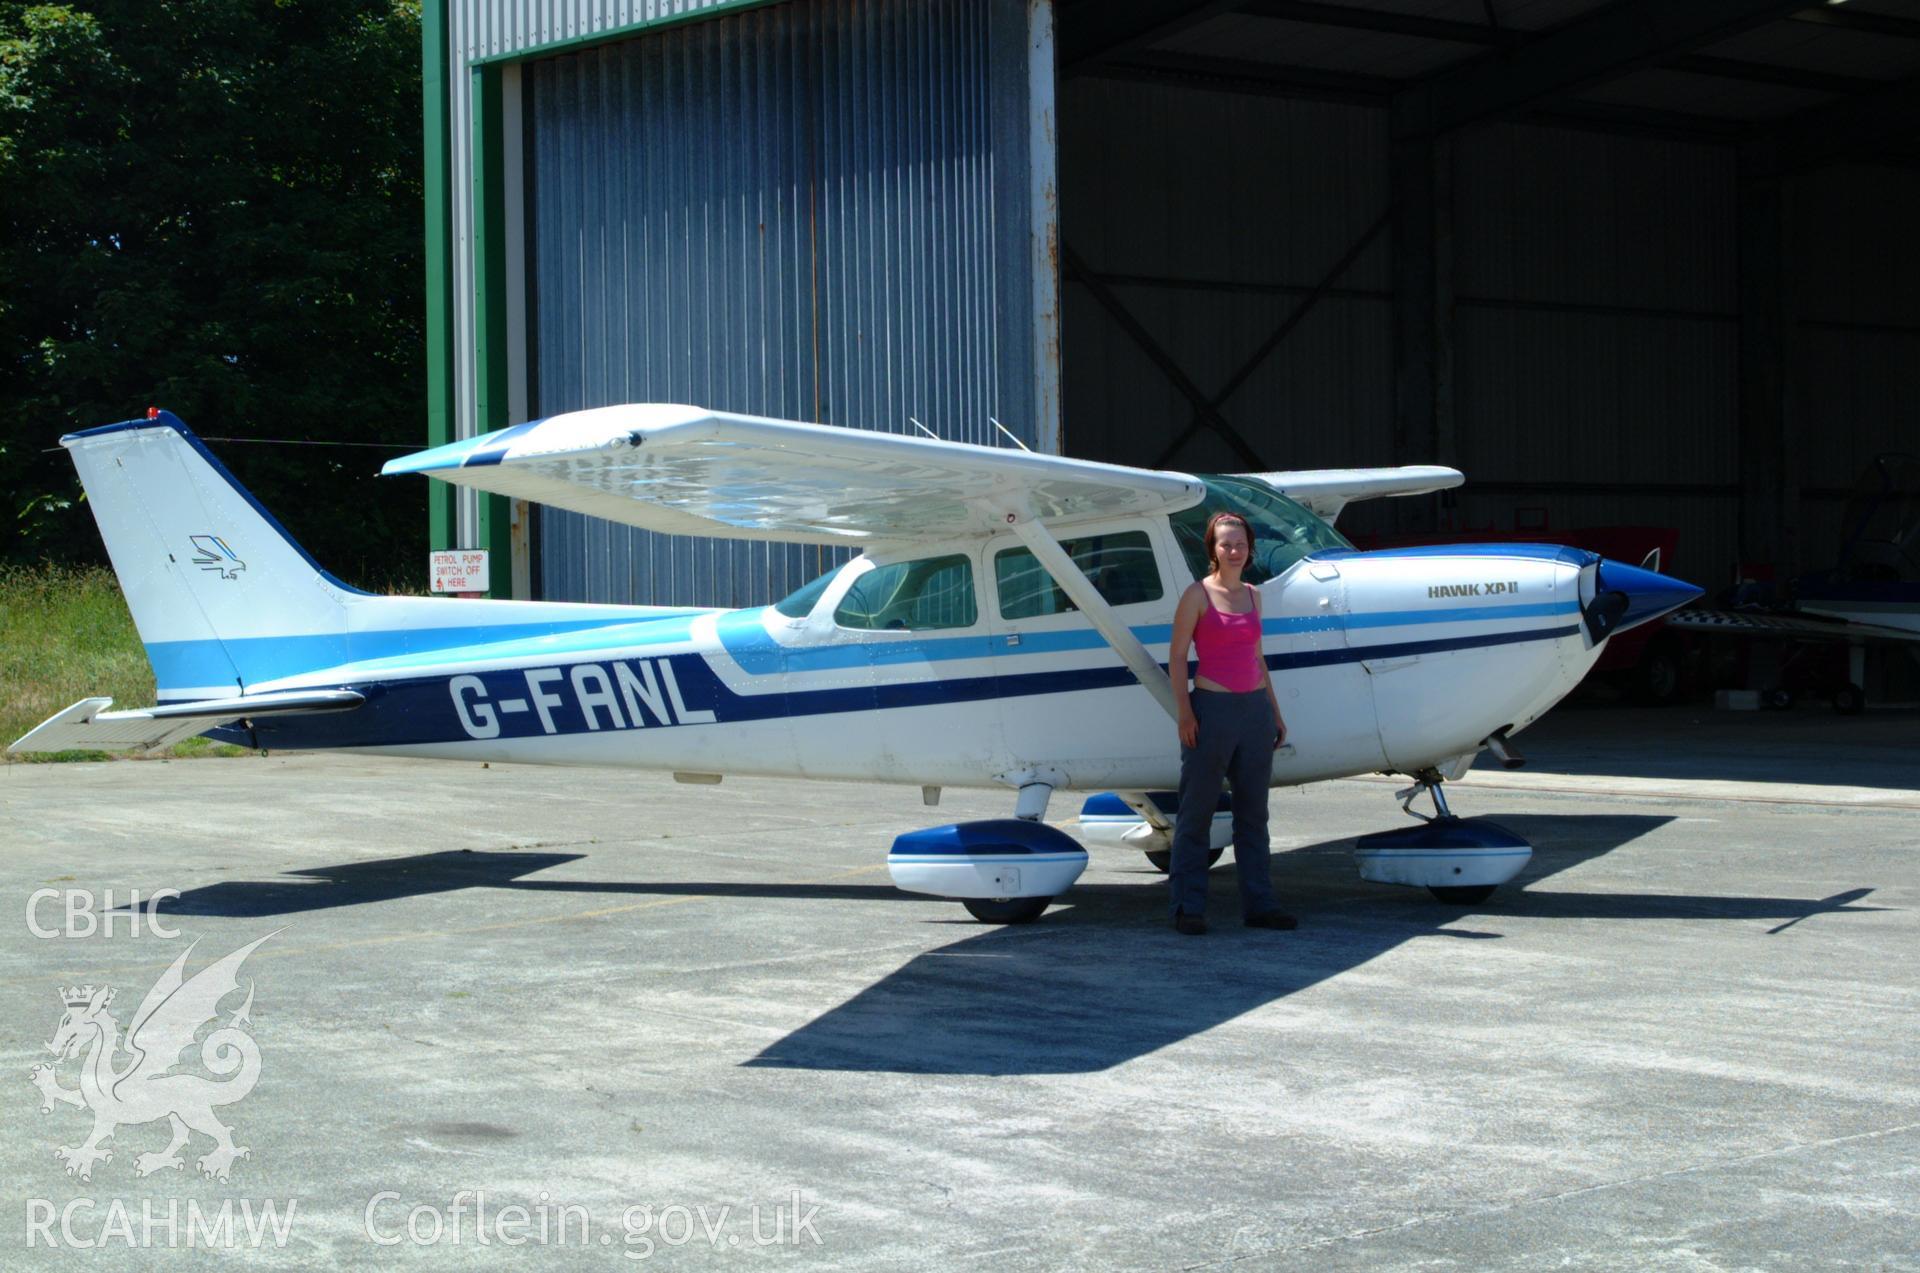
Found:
[11,405,1700,922]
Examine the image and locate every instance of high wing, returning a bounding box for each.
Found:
[1252,466,1464,521]
[384,405,1205,545]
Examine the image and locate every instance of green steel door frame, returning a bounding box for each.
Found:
[422,0,456,555]
[471,60,513,591]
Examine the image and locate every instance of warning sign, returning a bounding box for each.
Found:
[429,550,490,594]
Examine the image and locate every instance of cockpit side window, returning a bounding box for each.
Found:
[1170,476,1353,583]
[833,554,979,630]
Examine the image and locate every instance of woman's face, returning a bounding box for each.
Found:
[1212,523,1249,573]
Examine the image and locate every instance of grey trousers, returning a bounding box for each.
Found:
[1169,689,1279,918]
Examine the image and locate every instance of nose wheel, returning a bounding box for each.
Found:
[961,897,1051,924]
[1428,883,1498,904]
[1353,767,1534,904]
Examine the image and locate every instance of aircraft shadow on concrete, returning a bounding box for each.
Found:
[131,814,1885,1075]
[146,851,592,917]
[744,813,1887,1075]
[139,849,912,918]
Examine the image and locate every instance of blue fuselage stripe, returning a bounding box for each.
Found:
[226,621,1581,751]
[152,597,1579,690]
[157,590,1577,689]
[148,616,704,689]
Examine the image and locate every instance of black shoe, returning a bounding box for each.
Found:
[1244,910,1298,930]
[1173,911,1207,936]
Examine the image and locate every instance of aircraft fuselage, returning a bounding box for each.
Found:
[234,518,1609,793]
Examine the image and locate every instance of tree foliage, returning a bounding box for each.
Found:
[0,0,424,584]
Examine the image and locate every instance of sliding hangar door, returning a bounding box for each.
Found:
[506,0,1056,607]
[445,0,1920,606]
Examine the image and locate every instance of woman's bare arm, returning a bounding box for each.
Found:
[1256,586,1287,746]
[1169,582,1205,748]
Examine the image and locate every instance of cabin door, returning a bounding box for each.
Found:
[983,521,1179,790]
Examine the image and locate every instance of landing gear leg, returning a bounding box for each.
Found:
[1399,766,1455,822]
[1109,793,1227,874]
[1014,780,1053,822]
[1398,770,1494,903]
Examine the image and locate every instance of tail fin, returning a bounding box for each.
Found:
[64,412,362,700]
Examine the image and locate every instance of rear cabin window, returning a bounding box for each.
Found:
[833,555,978,630]
[994,530,1164,619]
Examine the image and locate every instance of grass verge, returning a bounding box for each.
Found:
[0,564,251,762]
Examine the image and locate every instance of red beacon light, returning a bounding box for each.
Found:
[146,406,160,419]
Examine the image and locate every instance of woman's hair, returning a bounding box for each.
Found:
[1203,511,1254,574]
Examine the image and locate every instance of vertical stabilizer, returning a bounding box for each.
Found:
[63,412,358,700]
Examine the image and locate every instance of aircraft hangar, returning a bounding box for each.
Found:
[426,0,1920,607]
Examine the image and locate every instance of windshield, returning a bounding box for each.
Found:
[1170,475,1352,584]
[773,566,839,618]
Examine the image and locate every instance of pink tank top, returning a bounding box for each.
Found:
[1194,584,1265,692]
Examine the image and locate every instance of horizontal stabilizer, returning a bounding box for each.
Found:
[7,690,364,755]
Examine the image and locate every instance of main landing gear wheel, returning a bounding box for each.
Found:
[1427,884,1497,904]
[1143,847,1225,874]
[962,896,1052,925]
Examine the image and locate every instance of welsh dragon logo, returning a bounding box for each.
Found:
[30,931,277,1182]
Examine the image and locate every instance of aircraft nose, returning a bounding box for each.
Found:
[1583,559,1703,641]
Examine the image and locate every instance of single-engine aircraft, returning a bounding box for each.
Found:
[11,406,1701,922]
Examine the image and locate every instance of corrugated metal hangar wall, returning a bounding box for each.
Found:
[526,0,1056,605]
[432,0,1920,603]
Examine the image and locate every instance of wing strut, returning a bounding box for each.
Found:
[1006,512,1179,721]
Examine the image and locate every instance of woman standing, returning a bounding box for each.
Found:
[1165,511,1295,936]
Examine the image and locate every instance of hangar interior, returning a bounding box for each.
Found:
[1053,0,1920,596]
[432,0,1920,606]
